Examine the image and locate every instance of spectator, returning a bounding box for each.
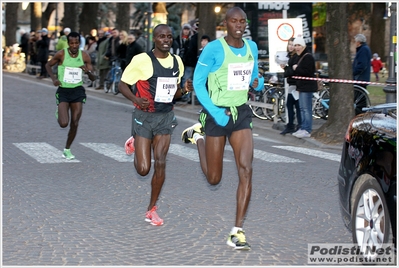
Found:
[28,30,38,66]
[198,34,210,58]
[125,33,144,66]
[84,36,98,87]
[56,27,71,51]
[18,29,30,65]
[371,53,383,82]
[95,29,106,51]
[48,32,57,55]
[182,19,200,103]
[105,28,120,62]
[352,33,371,87]
[291,36,318,139]
[133,29,147,52]
[175,23,192,62]
[280,37,301,135]
[116,30,129,70]
[36,28,50,79]
[79,31,86,50]
[95,31,111,90]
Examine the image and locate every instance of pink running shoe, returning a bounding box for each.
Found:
[145,206,164,226]
[125,136,135,155]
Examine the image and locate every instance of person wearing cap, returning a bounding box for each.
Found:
[56,27,71,51]
[45,31,96,160]
[352,33,371,86]
[36,28,50,79]
[291,35,318,139]
[371,52,383,82]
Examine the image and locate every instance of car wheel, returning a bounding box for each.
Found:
[351,174,391,259]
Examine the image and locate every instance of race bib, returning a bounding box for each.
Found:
[63,67,83,84]
[227,62,253,90]
[155,77,178,103]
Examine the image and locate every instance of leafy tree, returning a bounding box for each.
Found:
[312,3,354,144]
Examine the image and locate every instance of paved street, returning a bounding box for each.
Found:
[2,72,352,266]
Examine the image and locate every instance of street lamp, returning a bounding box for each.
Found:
[383,2,397,103]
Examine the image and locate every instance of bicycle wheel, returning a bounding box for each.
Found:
[353,85,371,115]
[314,86,330,119]
[264,88,280,121]
[112,69,121,95]
[248,89,269,120]
[104,70,112,93]
[277,94,286,123]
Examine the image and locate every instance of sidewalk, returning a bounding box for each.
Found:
[6,70,341,150]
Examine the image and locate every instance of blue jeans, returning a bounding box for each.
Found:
[298,91,313,133]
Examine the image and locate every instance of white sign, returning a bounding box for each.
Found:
[268,18,303,73]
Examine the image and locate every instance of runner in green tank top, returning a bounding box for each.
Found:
[181,7,265,250]
[45,32,95,160]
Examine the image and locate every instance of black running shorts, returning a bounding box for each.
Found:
[131,108,178,139]
[55,86,87,105]
[199,104,253,138]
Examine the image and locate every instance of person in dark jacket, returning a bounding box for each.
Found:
[36,28,50,79]
[19,29,30,65]
[125,33,144,66]
[291,36,317,138]
[352,34,371,87]
[280,37,301,135]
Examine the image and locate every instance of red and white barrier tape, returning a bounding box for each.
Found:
[292,76,397,87]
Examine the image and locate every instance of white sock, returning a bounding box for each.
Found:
[231,226,243,234]
[193,132,204,143]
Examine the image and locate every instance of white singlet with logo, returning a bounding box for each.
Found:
[63,67,83,84]
[155,77,178,103]
[227,61,253,90]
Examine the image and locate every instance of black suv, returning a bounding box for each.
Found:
[337,103,397,254]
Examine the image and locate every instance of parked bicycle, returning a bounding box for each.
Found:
[104,59,122,95]
[312,83,371,119]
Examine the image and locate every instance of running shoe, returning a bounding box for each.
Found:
[62,149,75,160]
[125,136,135,155]
[181,123,204,144]
[145,206,164,226]
[226,230,251,250]
[292,129,305,137]
[295,130,311,138]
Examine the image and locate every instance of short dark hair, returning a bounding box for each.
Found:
[201,35,210,42]
[67,32,81,44]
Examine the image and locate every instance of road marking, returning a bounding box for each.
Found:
[80,143,133,162]
[13,142,80,163]
[273,146,341,162]
[225,145,303,163]
[169,144,232,162]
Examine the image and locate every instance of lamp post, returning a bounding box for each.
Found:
[383,2,397,103]
[146,2,153,52]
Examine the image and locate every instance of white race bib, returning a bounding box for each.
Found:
[154,77,178,103]
[63,67,83,84]
[227,62,253,90]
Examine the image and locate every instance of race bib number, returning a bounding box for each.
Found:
[227,62,253,90]
[63,67,83,84]
[155,77,178,103]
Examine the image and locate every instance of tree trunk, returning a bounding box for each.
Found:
[31,2,42,32]
[312,3,354,145]
[42,3,56,30]
[78,3,99,36]
[369,3,386,60]
[5,3,18,46]
[198,3,217,42]
[116,3,131,32]
[62,3,78,32]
